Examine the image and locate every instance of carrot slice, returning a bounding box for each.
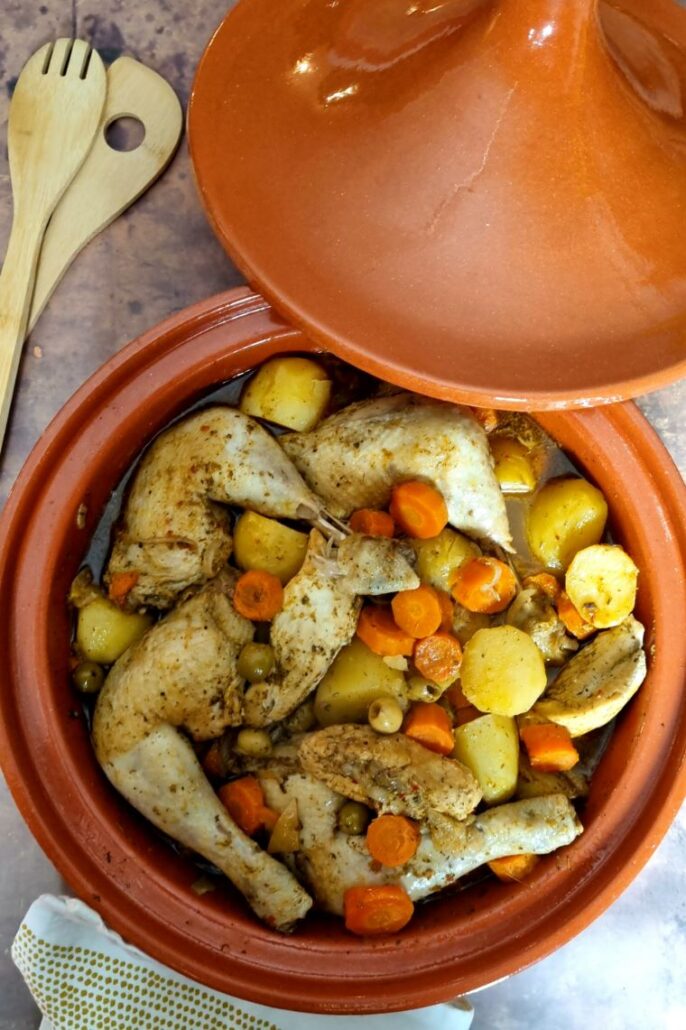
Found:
[366,815,420,868]
[344,884,414,936]
[233,570,284,621]
[403,701,455,756]
[391,585,442,639]
[557,590,595,640]
[520,722,580,773]
[349,509,395,538]
[444,682,471,711]
[435,589,454,632]
[522,573,561,601]
[489,853,540,882]
[108,571,140,607]
[217,776,278,836]
[450,556,517,614]
[389,481,449,540]
[356,606,415,656]
[413,632,462,684]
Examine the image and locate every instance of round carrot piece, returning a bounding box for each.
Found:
[218,776,277,836]
[413,632,463,685]
[389,481,449,539]
[349,509,395,538]
[233,569,284,621]
[450,556,517,614]
[391,585,442,639]
[356,605,415,656]
[366,815,420,867]
[557,590,595,640]
[344,884,415,936]
[489,853,540,883]
[403,701,455,756]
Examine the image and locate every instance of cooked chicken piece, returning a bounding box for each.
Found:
[243,533,418,727]
[506,586,578,665]
[298,724,482,821]
[93,571,252,756]
[282,774,581,915]
[92,572,312,931]
[281,393,512,550]
[106,725,312,931]
[105,406,326,611]
[533,616,647,736]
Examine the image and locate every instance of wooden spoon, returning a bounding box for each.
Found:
[28,56,184,332]
[0,39,107,452]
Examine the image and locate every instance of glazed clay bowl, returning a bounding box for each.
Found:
[1,288,686,1014]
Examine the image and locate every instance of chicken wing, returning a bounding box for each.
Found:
[105,406,326,611]
[281,393,512,550]
[243,533,419,727]
[92,572,312,931]
[298,724,482,821]
[533,616,647,736]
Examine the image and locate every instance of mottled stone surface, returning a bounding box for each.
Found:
[0,2,685,1028]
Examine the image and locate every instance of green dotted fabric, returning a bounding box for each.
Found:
[13,924,279,1030]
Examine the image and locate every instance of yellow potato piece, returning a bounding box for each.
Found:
[453,714,519,804]
[460,625,547,716]
[526,477,608,572]
[412,528,480,593]
[490,437,537,494]
[565,544,638,629]
[240,356,331,432]
[233,511,308,585]
[76,597,152,665]
[314,638,408,727]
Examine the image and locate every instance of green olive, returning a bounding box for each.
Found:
[72,660,105,694]
[234,728,273,757]
[368,696,404,734]
[338,801,371,836]
[237,643,275,683]
[406,675,444,703]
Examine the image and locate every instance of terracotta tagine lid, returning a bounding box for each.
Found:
[189,0,686,409]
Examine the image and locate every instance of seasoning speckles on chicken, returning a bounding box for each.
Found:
[105,407,326,611]
[243,532,419,728]
[298,724,482,822]
[283,773,582,915]
[92,571,313,931]
[281,393,512,550]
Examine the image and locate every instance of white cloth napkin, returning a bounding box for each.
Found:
[13,895,474,1030]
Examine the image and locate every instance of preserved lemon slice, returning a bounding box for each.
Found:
[565,544,638,629]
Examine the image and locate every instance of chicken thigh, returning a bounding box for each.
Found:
[92,571,312,931]
[105,406,328,611]
[281,393,512,550]
[243,532,419,727]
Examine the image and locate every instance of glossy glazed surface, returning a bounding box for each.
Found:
[1,290,686,1013]
[189,0,686,408]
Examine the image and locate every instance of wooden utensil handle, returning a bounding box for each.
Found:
[0,210,45,451]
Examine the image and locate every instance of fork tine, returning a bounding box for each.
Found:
[67,39,93,80]
[46,39,73,77]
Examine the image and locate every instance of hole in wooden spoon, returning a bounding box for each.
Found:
[105,116,146,152]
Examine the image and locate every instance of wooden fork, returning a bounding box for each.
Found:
[0,39,106,452]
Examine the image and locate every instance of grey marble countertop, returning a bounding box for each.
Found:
[1,2,685,1028]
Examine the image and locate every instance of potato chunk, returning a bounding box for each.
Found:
[233,511,308,585]
[527,477,608,572]
[490,437,537,494]
[240,357,331,432]
[453,714,519,804]
[460,626,547,716]
[412,528,480,593]
[314,638,408,726]
[76,598,152,664]
[565,544,638,629]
